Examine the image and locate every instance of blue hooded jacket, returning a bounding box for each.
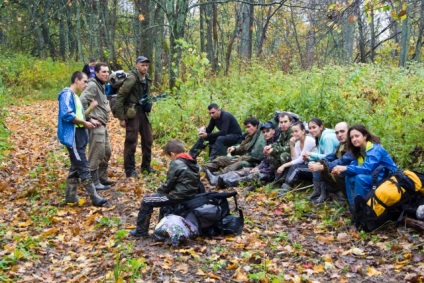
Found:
[57,87,78,147]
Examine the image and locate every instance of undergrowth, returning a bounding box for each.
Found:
[0,51,423,170]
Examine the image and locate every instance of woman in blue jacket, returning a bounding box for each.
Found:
[332,124,397,206]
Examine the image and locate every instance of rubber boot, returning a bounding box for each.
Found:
[278,183,292,195]
[205,169,219,186]
[91,170,111,191]
[313,183,329,203]
[82,179,108,207]
[130,213,151,237]
[308,180,321,200]
[98,165,115,186]
[65,178,79,204]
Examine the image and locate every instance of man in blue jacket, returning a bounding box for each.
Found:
[308,122,354,203]
[189,103,242,161]
[57,71,107,207]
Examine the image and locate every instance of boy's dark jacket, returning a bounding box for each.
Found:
[157,154,200,201]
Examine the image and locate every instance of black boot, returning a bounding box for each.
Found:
[130,213,151,237]
[82,179,108,207]
[98,165,115,186]
[313,183,329,203]
[65,178,79,204]
[308,180,321,200]
[217,176,227,189]
[205,169,219,186]
[91,170,111,191]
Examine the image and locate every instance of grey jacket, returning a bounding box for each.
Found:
[80,77,111,125]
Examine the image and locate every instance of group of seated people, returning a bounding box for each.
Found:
[130,103,398,238]
[191,103,397,209]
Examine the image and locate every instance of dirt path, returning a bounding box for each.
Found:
[0,101,423,282]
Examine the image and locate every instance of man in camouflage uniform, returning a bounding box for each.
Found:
[263,112,293,186]
[203,118,265,174]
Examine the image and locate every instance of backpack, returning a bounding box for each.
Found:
[106,70,127,118]
[159,191,244,236]
[353,166,424,232]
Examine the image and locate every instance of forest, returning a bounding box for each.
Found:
[0,0,424,282]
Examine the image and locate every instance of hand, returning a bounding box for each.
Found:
[250,168,259,173]
[90,100,98,108]
[89,118,101,127]
[289,136,297,144]
[302,152,311,162]
[119,119,126,128]
[230,157,239,164]
[83,121,95,129]
[276,164,286,174]
[227,146,235,154]
[199,132,207,139]
[332,165,346,175]
[308,162,323,172]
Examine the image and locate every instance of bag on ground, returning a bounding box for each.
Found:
[153,214,198,246]
[160,191,244,236]
[353,166,424,232]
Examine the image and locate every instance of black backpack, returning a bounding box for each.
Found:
[159,191,244,236]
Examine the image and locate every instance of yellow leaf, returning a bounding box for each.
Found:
[313,264,325,273]
[367,267,382,276]
[138,14,145,21]
[196,269,206,275]
[226,262,239,270]
[207,272,221,280]
[176,263,189,274]
[233,267,248,282]
[78,198,86,205]
[18,219,32,227]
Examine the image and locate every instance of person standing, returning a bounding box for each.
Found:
[80,62,113,190]
[189,103,242,160]
[82,58,96,78]
[57,71,107,207]
[115,56,155,177]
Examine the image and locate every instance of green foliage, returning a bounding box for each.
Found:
[151,57,424,169]
[0,53,81,102]
[0,82,9,162]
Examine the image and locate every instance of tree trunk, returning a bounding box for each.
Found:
[355,0,367,63]
[341,5,355,64]
[369,4,376,62]
[153,2,165,88]
[399,3,411,67]
[239,0,253,59]
[412,0,424,62]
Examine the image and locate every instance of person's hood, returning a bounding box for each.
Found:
[176,153,199,172]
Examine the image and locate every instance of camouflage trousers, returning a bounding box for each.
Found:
[203,155,251,174]
[269,152,291,170]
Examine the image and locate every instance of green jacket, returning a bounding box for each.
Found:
[157,157,201,201]
[115,68,152,120]
[232,129,265,163]
[80,77,110,125]
[270,127,292,160]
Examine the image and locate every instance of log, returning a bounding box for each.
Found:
[404,217,424,231]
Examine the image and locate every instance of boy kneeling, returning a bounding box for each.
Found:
[130,139,202,237]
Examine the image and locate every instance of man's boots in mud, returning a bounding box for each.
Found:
[130,213,151,238]
[91,170,111,191]
[313,182,330,203]
[98,165,115,186]
[65,178,79,204]
[82,179,108,207]
[205,169,219,186]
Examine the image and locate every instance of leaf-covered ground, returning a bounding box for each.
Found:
[1,101,424,283]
